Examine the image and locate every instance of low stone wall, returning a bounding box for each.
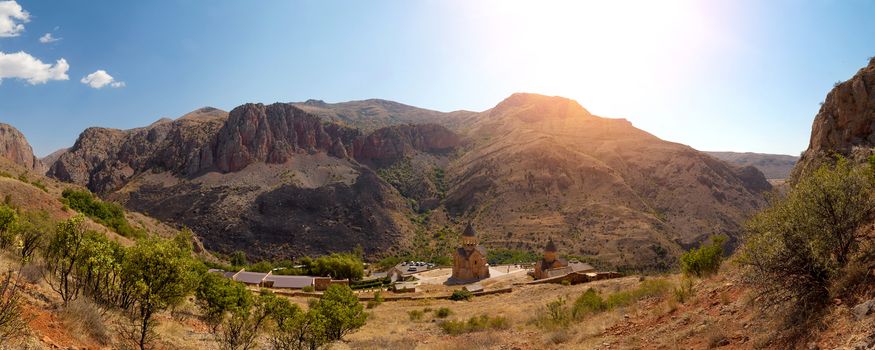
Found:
[527,271,623,285]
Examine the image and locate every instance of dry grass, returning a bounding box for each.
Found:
[59,299,110,345]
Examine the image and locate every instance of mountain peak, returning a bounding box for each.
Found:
[491,93,592,122]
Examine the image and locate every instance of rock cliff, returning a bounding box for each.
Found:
[0,123,38,170]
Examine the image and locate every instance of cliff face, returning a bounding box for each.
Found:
[795,58,875,178]
[0,123,38,170]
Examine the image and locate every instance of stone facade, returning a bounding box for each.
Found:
[449,223,490,283]
[533,240,566,280]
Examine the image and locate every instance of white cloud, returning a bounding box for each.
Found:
[80,70,125,89]
[0,51,69,84]
[39,32,60,43]
[0,1,28,37]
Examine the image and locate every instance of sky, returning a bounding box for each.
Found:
[0,0,873,157]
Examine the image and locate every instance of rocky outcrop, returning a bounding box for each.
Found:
[353,123,460,167]
[213,103,361,172]
[50,103,462,194]
[795,58,875,178]
[0,123,38,170]
[49,113,226,193]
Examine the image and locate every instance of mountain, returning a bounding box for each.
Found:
[46,103,459,259]
[44,94,770,267]
[292,98,477,132]
[795,57,875,179]
[705,151,798,180]
[439,93,769,268]
[0,123,39,170]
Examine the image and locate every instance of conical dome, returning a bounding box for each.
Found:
[463,223,477,237]
[545,239,557,252]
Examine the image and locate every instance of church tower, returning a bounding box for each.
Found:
[449,223,490,284]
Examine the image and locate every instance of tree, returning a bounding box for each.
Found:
[740,158,875,330]
[196,272,252,332]
[307,254,364,281]
[15,210,51,262]
[219,291,275,350]
[44,215,89,305]
[269,298,327,350]
[310,284,365,341]
[121,234,200,350]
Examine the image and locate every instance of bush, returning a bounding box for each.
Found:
[680,235,727,277]
[487,249,539,265]
[0,269,27,343]
[571,289,607,319]
[60,189,144,238]
[434,307,452,318]
[740,158,875,332]
[302,285,315,293]
[438,315,509,335]
[673,277,695,304]
[449,289,473,301]
[366,291,383,309]
[407,309,424,321]
[305,253,364,281]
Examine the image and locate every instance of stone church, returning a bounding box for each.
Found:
[448,223,490,284]
[533,239,596,280]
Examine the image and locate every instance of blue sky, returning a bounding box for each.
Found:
[0,0,873,157]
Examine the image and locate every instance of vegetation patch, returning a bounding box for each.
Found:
[438,314,510,335]
[60,189,145,239]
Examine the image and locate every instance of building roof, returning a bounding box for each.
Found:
[456,246,488,259]
[569,262,596,273]
[545,239,557,252]
[463,284,484,293]
[234,271,269,284]
[463,223,477,237]
[264,275,314,289]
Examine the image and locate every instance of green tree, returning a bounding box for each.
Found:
[269,298,327,350]
[44,215,90,305]
[218,291,276,350]
[196,273,252,332]
[121,234,200,350]
[308,254,363,281]
[680,235,727,277]
[740,158,875,329]
[311,284,365,341]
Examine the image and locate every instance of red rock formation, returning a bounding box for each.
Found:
[0,123,38,170]
[796,58,875,178]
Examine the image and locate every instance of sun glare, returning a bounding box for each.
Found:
[456,0,725,118]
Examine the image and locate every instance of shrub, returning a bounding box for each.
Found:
[219,292,275,350]
[0,269,27,343]
[305,253,364,281]
[680,235,727,277]
[606,279,671,308]
[434,307,452,318]
[407,309,424,321]
[571,289,607,319]
[268,297,327,350]
[61,299,108,345]
[366,291,383,309]
[302,285,315,293]
[438,315,509,335]
[449,289,473,301]
[740,158,875,332]
[673,277,695,304]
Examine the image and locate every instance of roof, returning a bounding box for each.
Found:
[265,275,314,289]
[456,246,488,259]
[234,271,269,284]
[463,223,477,237]
[463,284,484,293]
[545,239,557,252]
[569,262,596,273]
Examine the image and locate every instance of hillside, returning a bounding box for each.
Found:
[704,151,798,180]
[39,94,770,269]
[439,93,769,268]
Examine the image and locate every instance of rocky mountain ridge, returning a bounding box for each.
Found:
[41,94,771,266]
[705,151,798,180]
[795,57,875,178]
[0,123,39,170]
